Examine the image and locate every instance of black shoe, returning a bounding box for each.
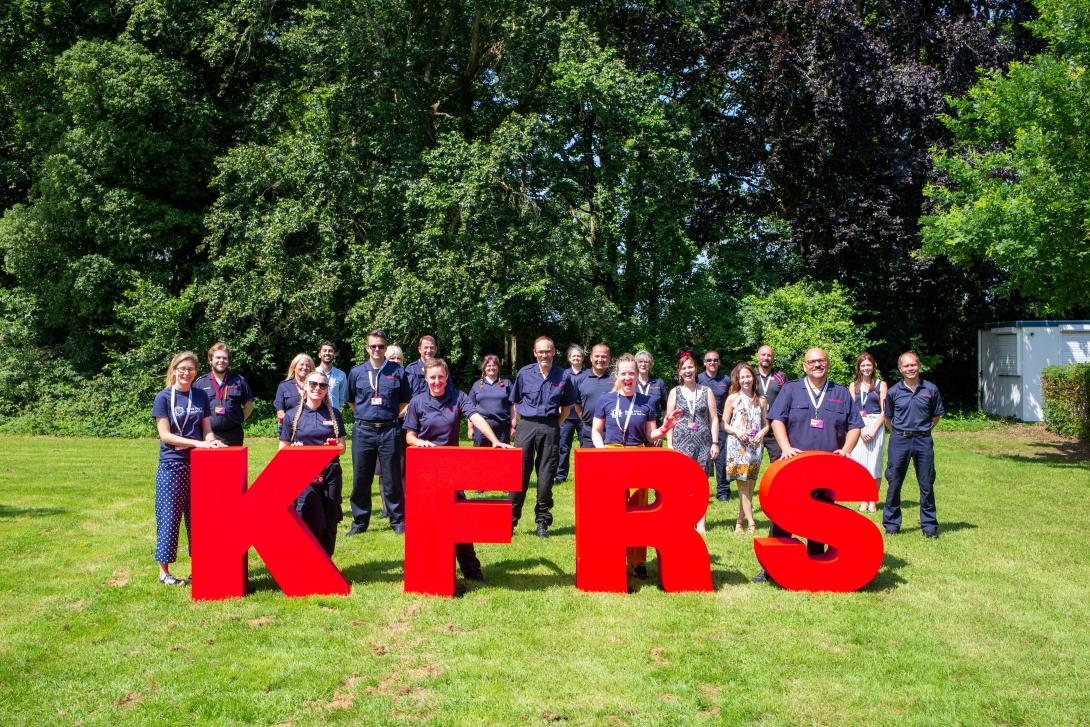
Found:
[634,564,648,580]
[391,525,405,536]
[454,583,466,597]
[554,477,567,484]
[884,527,899,535]
[535,524,549,538]
[751,569,769,584]
[716,495,730,502]
[464,570,486,582]
[378,511,388,520]
[346,525,367,537]
[924,530,938,539]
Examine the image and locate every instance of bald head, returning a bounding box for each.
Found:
[803,348,829,384]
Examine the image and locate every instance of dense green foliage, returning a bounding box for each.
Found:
[3,0,1085,434]
[1041,363,1090,439]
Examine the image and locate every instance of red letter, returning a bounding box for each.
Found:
[574,448,713,593]
[404,447,521,597]
[191,447,350,600]
[754,451,884,592]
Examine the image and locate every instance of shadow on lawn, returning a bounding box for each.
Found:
[0,503,69,518]
[994,441,1090,468]
[484,556,571,590]
[861,552,910,591]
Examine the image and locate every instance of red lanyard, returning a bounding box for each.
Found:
[211,373,228,401]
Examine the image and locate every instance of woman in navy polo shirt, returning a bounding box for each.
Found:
[466,354,515,446]
[591,353,682,580]
[152,351,226,585]
[279,370,346,556]
[634,349,668,425]
[404,357,513,587]
[274,353,315,435]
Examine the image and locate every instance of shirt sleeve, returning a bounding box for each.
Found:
[767,384,791,422]
[403,398,421,433]
[457,391,477,419]
[398,370,411,403]
[273,382,287,411]
[240,377,254,403]
[279,418,293,443]
[508,371,523,405]
[931,385,945,418]
[346,369,357,403]
[882,387,894,423]
[199,390,212,418]
[593,396,610,421]
[152,391,169,419]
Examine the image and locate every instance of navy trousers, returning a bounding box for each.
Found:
[297,462,343,555]
[883,433,938,534]
[349,424,404,530]
[472,418,512,447]
[555,417,582,480]
[713,430,731,499]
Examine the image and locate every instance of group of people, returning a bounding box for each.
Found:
[151,335,944,589]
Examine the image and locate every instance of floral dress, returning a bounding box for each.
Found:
[670,385,713,469]
[726,394,764,481]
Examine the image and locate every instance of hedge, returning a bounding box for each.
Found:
[1040,363,1090,440]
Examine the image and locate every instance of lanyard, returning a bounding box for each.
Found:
[613,394,637,445]
[211,373,228,401]
[367,361,389,395]
[759,373,772,396]
[680,386,698,419]
[805,380,829,416]
[637,379,651,396]
[170,386,194,435]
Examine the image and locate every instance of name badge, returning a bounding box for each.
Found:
[809,418,825,429]
[687,421,701,431]
[214,405,227,415]
[371,396,383,406]
[322,419,335,426]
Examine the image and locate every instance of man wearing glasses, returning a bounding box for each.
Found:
[508,336,577,537]
[697,350,731,501]
[346,328,412,536]
[751,347,863,584]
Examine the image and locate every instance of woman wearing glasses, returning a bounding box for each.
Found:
[274,353,315,435]
[279,370,347,556]
[151,351,226,585]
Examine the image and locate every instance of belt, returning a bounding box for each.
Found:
[893,429,929,438]
[520,415,558,424]
[356,420,396,429]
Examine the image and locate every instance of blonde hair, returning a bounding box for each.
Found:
[610,353,637,393]
[289,372,342,441]
[385,345,404,363]
[165,351,199,387]
[284,353,315,381]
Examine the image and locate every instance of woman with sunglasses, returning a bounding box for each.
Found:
[274,353,315,436]
[279,371,346,555]
[152,351,226,585]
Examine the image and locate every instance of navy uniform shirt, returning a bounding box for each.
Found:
[768,378,863,452]
[274,380,304,414]
[193,371,253,431]
[404,387,477,446]
[756,369,788,411]
[593,392,658,446]
[577,371,616,427]
[347,360,411,422]
[884,379,944,432]
[636,376,667,418]
[509,363,576,418]
[467,377,513,423]
[152,387,211,463]
[405,359,455,397]
[697,371,730,415]
[563,367,589,420]
[280,403,346,446]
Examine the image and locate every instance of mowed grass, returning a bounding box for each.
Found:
[0,426,1088,726]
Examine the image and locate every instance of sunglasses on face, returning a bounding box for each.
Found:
[368,344,387,350]
[306,381,329,389]
[704,358,718,363]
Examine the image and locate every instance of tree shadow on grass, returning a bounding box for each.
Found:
[994,443,1090,468]
[0,504,69,518]
[481,556,571,590]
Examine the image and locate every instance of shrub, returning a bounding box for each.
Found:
[1040,363,1090,440]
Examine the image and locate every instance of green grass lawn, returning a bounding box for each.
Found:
[1,425,1088,726]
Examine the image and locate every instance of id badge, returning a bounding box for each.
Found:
[322,419,335,427]
[370,396,383,406]
[687,421,701,431]
[809,418,825,429]
[214,405,227,415]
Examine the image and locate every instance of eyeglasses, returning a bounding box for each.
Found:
[805,358,828,365]
[306,381,329,389]
[368,344,386,350]
[704,358,718,363]
[534,350,553,356]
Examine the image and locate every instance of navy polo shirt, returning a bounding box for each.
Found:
[884,379,944,432]
[405,359,455,397]
[152,387,211,463]
[768,378,863,452]
[280,404,346,445]
[697,371,730,414]
[563,367,589,420]
[757,369,788,410]
[593,392,657,446]
[347,360,411,422]
[403,388,477,446]
[509,363,576,418]
[467,378,513,422]
[194,371,253,431]
[273,380,303,414]
[577,371,616,427]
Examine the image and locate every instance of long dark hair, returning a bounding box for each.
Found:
[853,352,881,386]
[729,362,759,404]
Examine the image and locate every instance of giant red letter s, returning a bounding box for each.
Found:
[404,447,521,597]
[754,451,883,592]
[574,448,713,593]
[190,447,350,600]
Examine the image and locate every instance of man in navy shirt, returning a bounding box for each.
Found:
[883,351,945,538]
[346,328,412,536]
[555,345,588,483]
[697,350,731,500]
[575,344,615,448]
[755,344,788,462]
[405,335,457,397]
[752,347,863,584]
[193,342,254,446]
[509,336,577,537]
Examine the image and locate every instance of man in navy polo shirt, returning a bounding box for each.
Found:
[405,335,457,396]
[697,350,731,500]
[555,344,588,483]
[193,342,254,446]
[346,328,412,536]
[509,336,577,537]
[883,351,945,538]
[752,347,863,584]
[755,344,788,462]
[575,344,615,448]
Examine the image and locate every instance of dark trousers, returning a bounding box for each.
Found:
[511,417,559,527]
[712,430,730,498]
[556,417,583,480]
[884,433,938,534]
[578,425,595,449]
[214,427,245,447]
[767,489,832,557]
[296,462,343,556]
[453,492,483,577]
[472,418,511,447]
[349,424,404,530]
[764,434,782,463]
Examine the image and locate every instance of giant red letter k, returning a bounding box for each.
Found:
[190,447,350,600]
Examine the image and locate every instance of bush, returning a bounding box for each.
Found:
[1041,364,1090,440]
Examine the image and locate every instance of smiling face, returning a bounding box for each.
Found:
[367,336,387,365]
[679,358,697,383]
[305,374,329,405]
[210,350,229,375]
[484,359,499,379]
[319,344,335,366]
[294,357,314,383]
[804,349,828,385]
[737,367,754,394]
[703,352,719,375]
[590,345,610,374]
[425,364,448,397]
[635,356,652,377]
[172,358,198,390]
[418,337,437,360]
[898,353,920,381]
[534,340,555,369]
[859,358,875,378]
[568,349,584,370]
[758,345,774,371]
[617,360,637,395]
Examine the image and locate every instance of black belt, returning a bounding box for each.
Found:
[893,429,929,438]
[520,415,558,423]
[356,420,396,429]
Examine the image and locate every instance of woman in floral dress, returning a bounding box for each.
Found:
[721,362,768,534]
